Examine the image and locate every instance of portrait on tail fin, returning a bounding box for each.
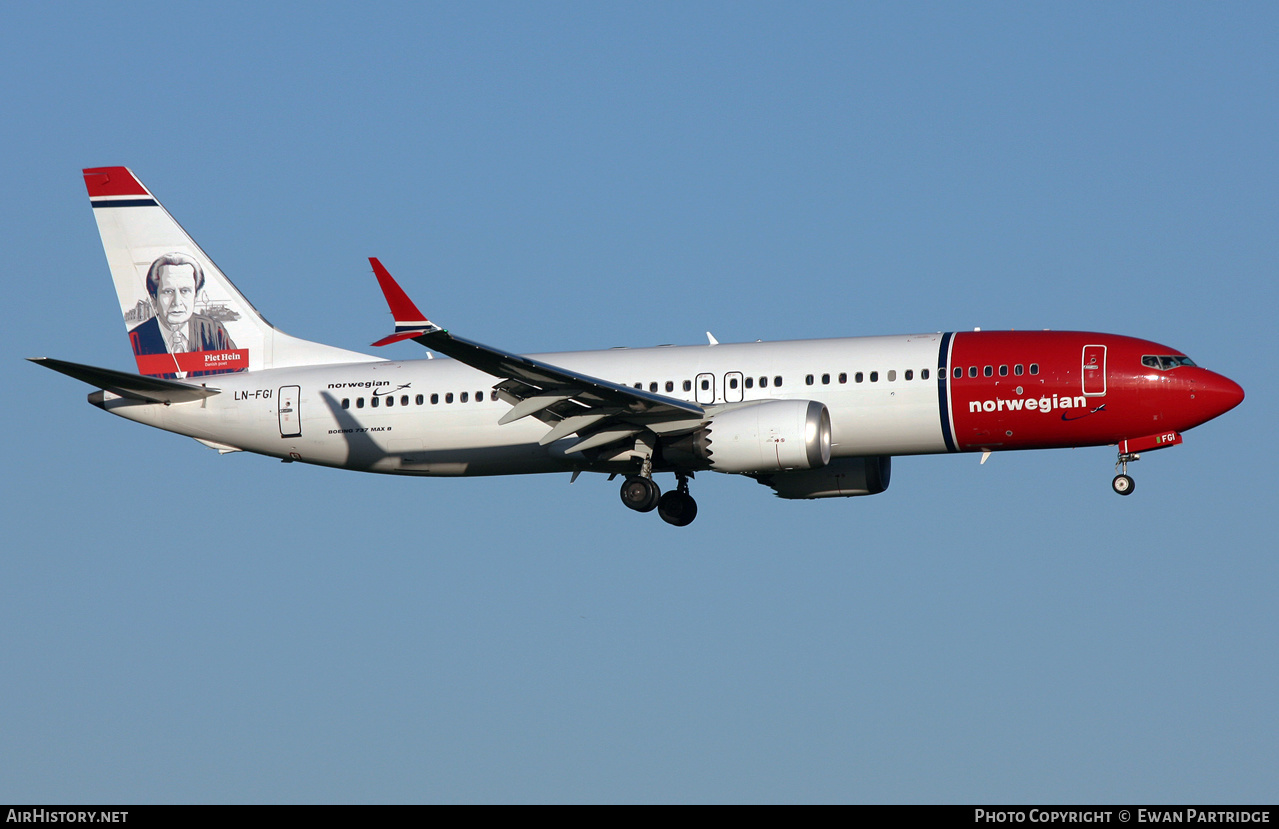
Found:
[127,253,247,379]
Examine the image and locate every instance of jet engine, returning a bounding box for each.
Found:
[664,399,832,474]
[756,456,892,499]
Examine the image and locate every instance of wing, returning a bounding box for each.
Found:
[368,258,705,454]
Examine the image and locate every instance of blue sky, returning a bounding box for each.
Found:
[2,2,1275,803]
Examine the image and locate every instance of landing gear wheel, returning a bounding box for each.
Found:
[1112,474,1135,496]
[620,475,660,512]
[657,490,698,527]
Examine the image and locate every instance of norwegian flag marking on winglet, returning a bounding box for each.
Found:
[369,257,441,346]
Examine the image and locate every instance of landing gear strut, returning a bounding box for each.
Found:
[618,472,698,526]
[619,475,660,512]
[657,475,698,527]
[1112,451,1138,496]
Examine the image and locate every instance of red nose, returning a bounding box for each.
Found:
[1196,371,1245,422]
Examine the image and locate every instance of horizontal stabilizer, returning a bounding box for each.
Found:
[29,357,220,404]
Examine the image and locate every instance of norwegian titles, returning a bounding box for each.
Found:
[969,394,1090,414]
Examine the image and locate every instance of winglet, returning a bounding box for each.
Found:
[369,257,442,346]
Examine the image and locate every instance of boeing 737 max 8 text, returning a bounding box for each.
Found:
[31,167,1245,526]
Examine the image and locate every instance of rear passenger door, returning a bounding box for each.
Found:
[278,385,301,437]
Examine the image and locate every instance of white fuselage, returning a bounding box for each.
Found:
[101,334,951,475]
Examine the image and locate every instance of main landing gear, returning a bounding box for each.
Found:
[1112,450,1138,496]
[620,472,698,526]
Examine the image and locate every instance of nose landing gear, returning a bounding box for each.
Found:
[1112,451,1139,496]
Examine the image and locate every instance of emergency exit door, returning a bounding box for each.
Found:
[695,373,716,405]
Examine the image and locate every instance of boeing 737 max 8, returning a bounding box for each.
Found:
[32,167,1245,526]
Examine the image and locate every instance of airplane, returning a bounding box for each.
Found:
[31,167,1245,527]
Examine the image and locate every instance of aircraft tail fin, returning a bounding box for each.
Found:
[83,167,375,379]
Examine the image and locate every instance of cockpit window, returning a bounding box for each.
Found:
[1142,355,1197,370]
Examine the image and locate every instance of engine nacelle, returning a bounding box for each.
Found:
[757,456,891,499]
[670,399,832,474]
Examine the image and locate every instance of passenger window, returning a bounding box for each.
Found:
[371,396,380,407]
[745,377,754,389]
[460,392,468,403]
[969,367,978,378]
[649,382,658,393]
[701,379,710,391]
[839,373,847,384]
[822,373,830,385]
[759,377,768,388]
[356,398,364,408]
[341,398,350,409]
[666,381,674,392]
[774,376,783,386]
[729,377,739,389]
[855,372,864,383]
[385,396,394,407]
[887,370,896,382]
[1014,364,1024,376]
[922,369,930,380]
[683,380,692,392]
[445,393,453,403]
[416,394,424,405]
[870,371,879,382]
[984,366,993,377]
[1030,364,1040,375]
[806,374,814,386]
[905,369,913,381]
[431,393,439,404]
[999,365,1008,377]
